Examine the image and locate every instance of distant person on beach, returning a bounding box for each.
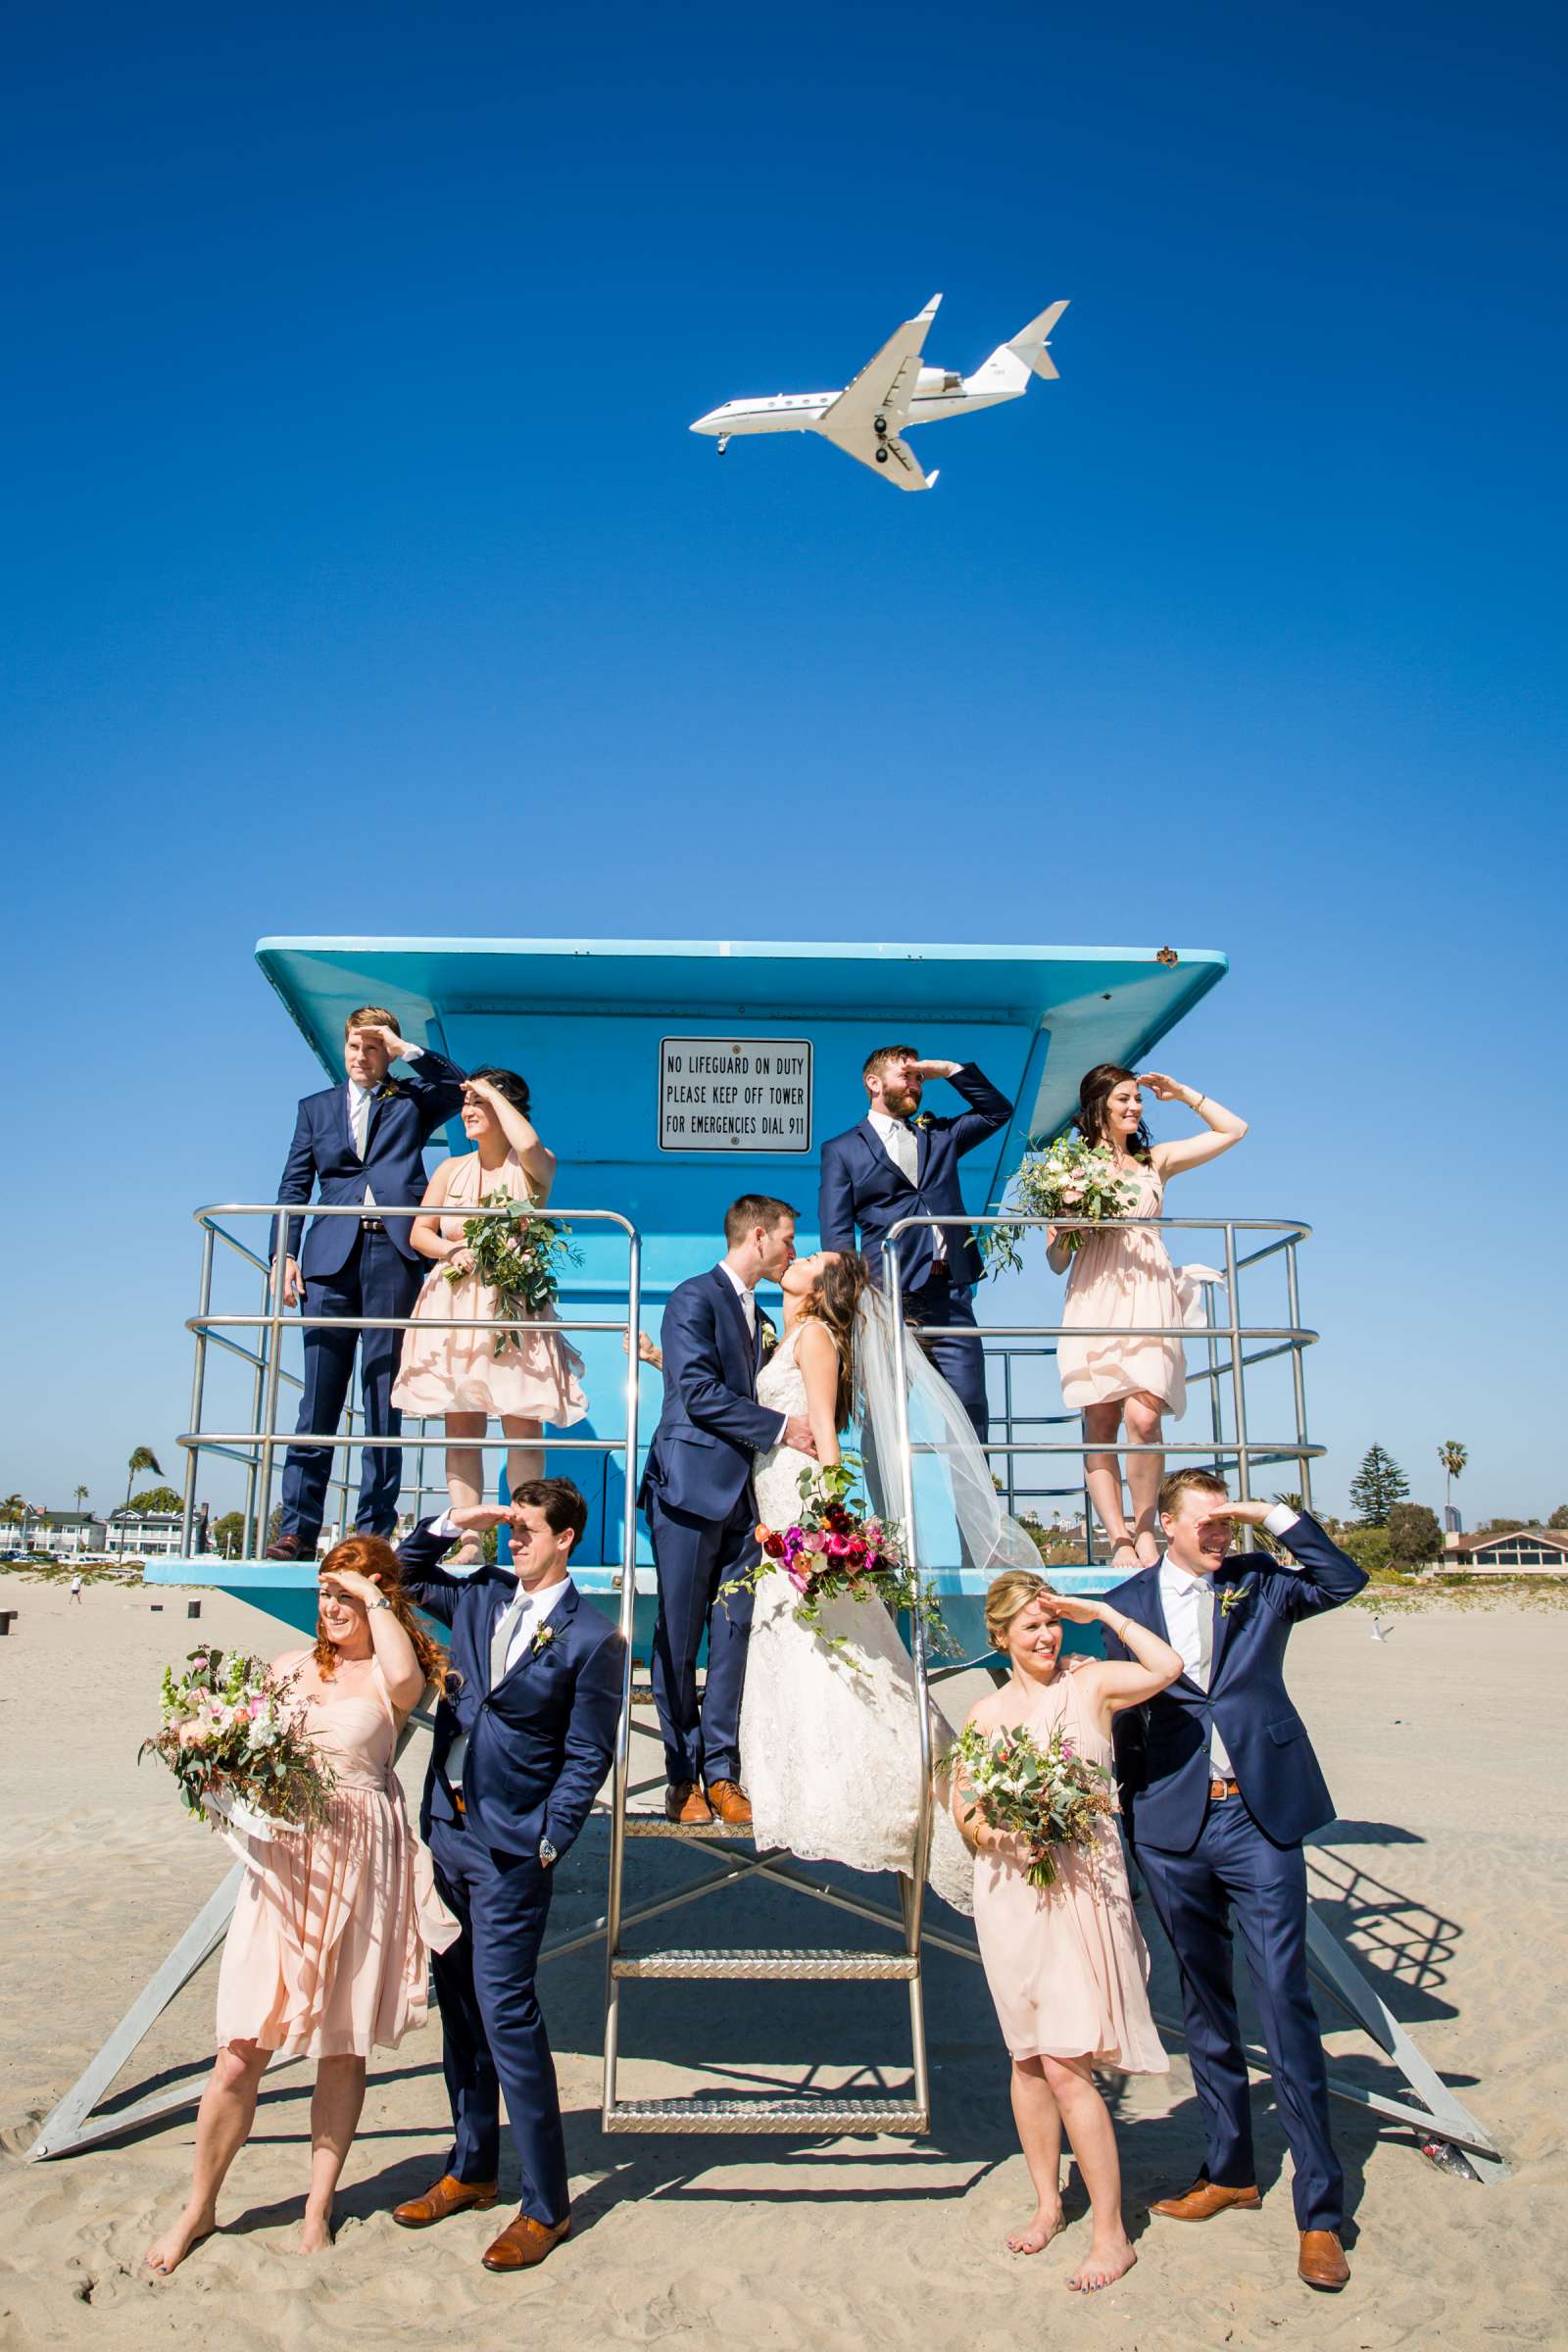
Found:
[1051,1067,1247,1572]
[145,1516,480,2275]
[69,1572,82,1604]
[267,1010,466,1563]
[192,1502,210,1555]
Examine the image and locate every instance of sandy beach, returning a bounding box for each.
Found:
[1,1578,1563,2352]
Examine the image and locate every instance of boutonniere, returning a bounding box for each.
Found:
[909,1112,933,1131]
[759,1318,779,1358]
[1218,1584,1250,1620]
[530,1622,557,1656]
[375,1078,403,1102]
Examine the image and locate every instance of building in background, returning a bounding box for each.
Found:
[1443,1527,1568,1574]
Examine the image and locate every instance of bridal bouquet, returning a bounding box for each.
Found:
[448,1189,581,1353]
[954,1715,1113,1890]
[140,1648,335,1838]
[983,1136,1141,1275]
[732,1457,957,1664]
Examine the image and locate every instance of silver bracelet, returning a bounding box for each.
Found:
[368,1596,392,1613]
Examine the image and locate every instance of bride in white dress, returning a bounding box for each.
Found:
[740,1250,987,1913]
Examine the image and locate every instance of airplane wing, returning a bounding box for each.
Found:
[815,294,943,489]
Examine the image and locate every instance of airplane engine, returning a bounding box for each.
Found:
[915,367,964,394]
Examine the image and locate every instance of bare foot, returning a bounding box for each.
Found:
[449,1546,483,1569]
[1134,1532,1161,1567]
[1068,2234,1137,2291]
[1108,1541,1140,1575]
[1007,2200,1065,2255]
[300,2209,332,2256]
[145,2208,215,2276]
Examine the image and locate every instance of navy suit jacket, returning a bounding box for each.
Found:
[638,1266,783,1522]
[398,1518,623,1862]
[817,1062,1013,1292]
[1102,1511,1367,1854]
[275,1048,467,1274]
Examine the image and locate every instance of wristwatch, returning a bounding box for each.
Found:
[368,1596,392,1613]
[539,1837,559,1867]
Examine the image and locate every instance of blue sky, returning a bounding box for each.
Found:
[5,0,1563,1526]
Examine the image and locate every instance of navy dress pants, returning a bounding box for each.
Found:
[645,1487,757,1787]
[903,1272,990,1443]
[428,1813,567,2224]
[278,1229,420,1541]
[1133,1794,1344,2232]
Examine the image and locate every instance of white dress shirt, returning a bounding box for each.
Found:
[717,1262,787,1446]
[868,1108,946,1261]
[344,1044,421,1210]
[431,1523,570,1788]
[1157,1504,1301,1776]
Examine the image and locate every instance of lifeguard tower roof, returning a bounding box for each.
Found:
[256,936,1227,1248]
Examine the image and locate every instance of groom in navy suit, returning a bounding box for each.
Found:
[818,1046,1012,1440]
[638,1196,817,1827]
[1102,1469,1366,2293]
[267,1008,466,1558]
[392,1478,622,2271]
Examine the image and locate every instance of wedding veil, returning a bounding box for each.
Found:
[852,1287,1042,1583]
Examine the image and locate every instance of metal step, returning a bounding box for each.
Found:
[622,1813,755,1840]
[612,1947,918,1982]
[603,2095,928,2136]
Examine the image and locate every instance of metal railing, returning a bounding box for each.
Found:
[179,1201,641,1565]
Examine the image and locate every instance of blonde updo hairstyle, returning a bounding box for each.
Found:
[984,1568,1058,1655]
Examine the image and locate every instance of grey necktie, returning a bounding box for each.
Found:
[351,1086,370,1158]
[489,1588,530,1687]
[1192,1581,1216,1689]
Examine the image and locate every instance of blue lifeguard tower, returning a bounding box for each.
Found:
[26,935,1499,2181]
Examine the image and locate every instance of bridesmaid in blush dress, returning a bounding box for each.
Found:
[393,1068,587,1561]
[955,1569,1181,2292]
[146,1534,461,2276]
[1054,1064,1248,1573]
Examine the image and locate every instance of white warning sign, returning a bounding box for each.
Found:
[659,1037,813,1153]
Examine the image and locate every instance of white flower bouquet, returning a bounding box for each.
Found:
[982,1136,1141,1275]
[139,1647,334,1838]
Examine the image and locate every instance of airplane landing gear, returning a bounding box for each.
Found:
[875,446,890,463]
[872,412,892,462]
[716,433,730,455]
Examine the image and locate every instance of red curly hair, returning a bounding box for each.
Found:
[315,1533,455,1695]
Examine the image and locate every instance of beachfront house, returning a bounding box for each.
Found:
[1444,1527,1568,1574]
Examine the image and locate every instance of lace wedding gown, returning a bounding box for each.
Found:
[739,1326,973,1914]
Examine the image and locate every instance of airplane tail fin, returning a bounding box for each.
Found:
[1006,299,1069,380]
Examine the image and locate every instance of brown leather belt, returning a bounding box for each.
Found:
[1208,1777,1242,1801]
[361,1218,388,1234]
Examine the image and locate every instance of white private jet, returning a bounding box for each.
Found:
[690,293,1067,491]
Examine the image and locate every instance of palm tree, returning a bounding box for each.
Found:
[74,1483,89,1511]
[1438,1441,1468,1521]
[119,1446,163,1554]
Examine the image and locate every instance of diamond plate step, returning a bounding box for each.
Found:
[603,2096,928,2135]
[622,1814,755,1840]
[612,1947,918,1981]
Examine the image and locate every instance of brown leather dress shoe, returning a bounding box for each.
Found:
[481,2212,570,2272]
[391,2173,500,2229]
[265,1533,310,1561]
[665,1782,712,1825]
[1151,2177,1262,2222]
[1298,2230,1350,2290]
[704,1780,754,1828]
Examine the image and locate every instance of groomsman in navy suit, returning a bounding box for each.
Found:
[267,1008,466,1559]
[392,1478,622,2271]
[818,1046,1012,1440]
[638,1197,817,1827]
[1102,1469,1366,2293]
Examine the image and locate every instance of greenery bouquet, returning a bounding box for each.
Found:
[447,1189,581,1354]
[983,1135,1141,1275]
[954,1714,1114,1891]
